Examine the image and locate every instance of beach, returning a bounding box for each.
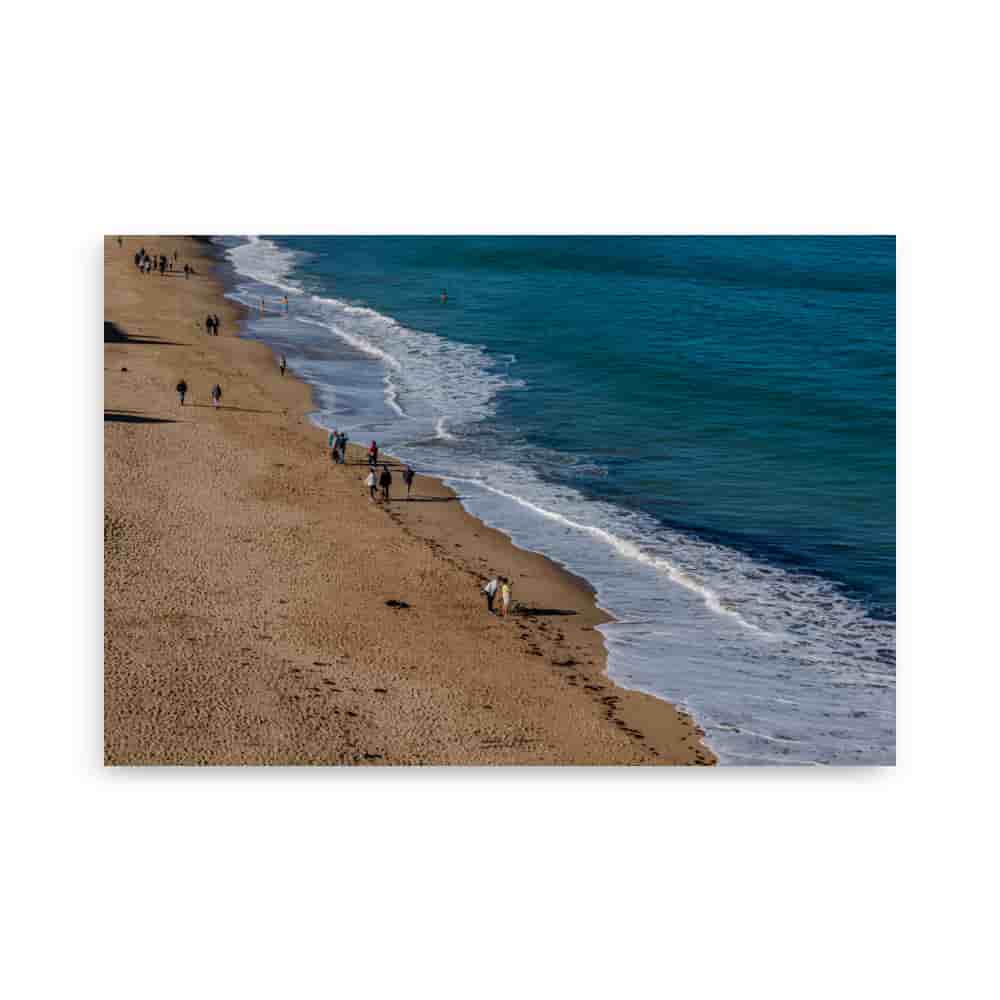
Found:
[104,236,713,765]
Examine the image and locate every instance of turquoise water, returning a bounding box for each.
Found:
[217,236,895,764]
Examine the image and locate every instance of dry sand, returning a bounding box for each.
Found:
[104,236,715,765]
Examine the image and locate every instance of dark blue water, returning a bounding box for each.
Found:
[218,236,896,764]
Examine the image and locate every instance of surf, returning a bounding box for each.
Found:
[217,234,896,765]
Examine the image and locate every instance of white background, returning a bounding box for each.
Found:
[2,1,997,997]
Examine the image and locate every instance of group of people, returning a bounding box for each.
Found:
[132,246,195,279]
[134,248,172,275]
[175,380,222,408]
[481,576,514,617]
[328,429,349,464]
[325,433,414,499]
[357,442,416,503]
[205,314,222,336]
[364,464,414,501]
[366,465,393,502]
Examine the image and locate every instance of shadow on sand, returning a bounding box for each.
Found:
[188,404,285,415]
[515,607,580,617]
[396,496,463,503]
[104,321,183,347]
[104,410,178,425]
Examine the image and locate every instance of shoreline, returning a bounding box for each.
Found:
[104,235,715,765]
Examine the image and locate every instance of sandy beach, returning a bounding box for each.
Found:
[104,236,714,765]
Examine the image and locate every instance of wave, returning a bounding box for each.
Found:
[447,476,766,634]
[224,237,522,439]
[435,417,457,442]
[227,235,303,292]
[218,235,896,764]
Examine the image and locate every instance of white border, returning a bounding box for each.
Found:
[5,2,994,997]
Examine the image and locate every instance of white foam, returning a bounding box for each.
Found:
[447,476,767,634]
[435,417,457,442]
[225,238,521,441]
[226,235,303,293]
[219,235,896,765]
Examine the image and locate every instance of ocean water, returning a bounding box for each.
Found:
[215,235,895,765]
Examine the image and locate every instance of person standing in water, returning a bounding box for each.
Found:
[365,468,377,502]
[211,383,222,409]
[379,464,392,502]
[402,465,415,498]
[176,379,187,405]
[440,289,448,304]
[279,354,287,376]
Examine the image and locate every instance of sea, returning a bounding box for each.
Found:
[213,235,896,765]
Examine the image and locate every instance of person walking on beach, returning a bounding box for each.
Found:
[328,429,338,462]
[279,354,287,376]
[368,441,379,468]
[482,576,500,615]
[211,383,222,409]
[500,577,512,618]
[379,464,392,502]
[183,263,190,279]
[212,314,220,335]
[402,465,415,497]
[205,314,214,335]
[176,379,188,406]
[366,468,377,502]
[337,431,348,463]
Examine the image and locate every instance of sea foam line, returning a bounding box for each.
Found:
[445,476,770,635]
[294,314,404,371]
[435,417,457,441]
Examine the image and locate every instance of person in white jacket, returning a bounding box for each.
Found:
[482,577,500,615]
[365,469,377,501]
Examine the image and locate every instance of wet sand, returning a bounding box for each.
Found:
[103,236,714,765]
